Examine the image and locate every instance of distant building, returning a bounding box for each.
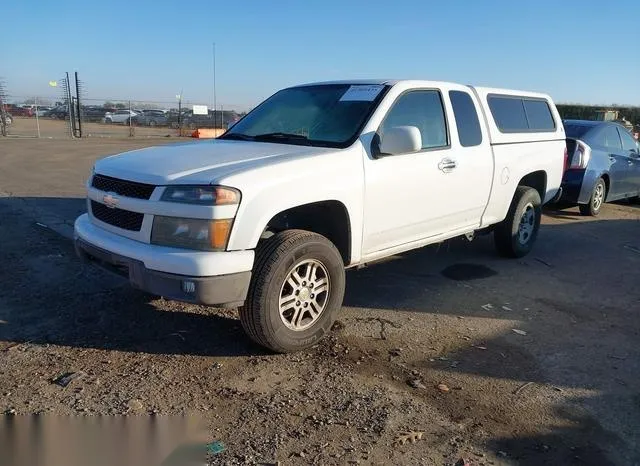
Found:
[595,109,619,121]
[595,109,634,133]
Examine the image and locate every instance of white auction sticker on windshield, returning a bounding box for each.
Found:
[339,85,384,102]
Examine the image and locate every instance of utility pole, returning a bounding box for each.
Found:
[213,42,217,129]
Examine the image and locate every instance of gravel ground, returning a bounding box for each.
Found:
[1,139,639,465]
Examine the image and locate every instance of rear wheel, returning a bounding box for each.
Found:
[494,186,542,258]
[579,178,606,216]
[239,230,345,353]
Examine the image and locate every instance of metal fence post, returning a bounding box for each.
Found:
[35,96,41,138]
[0,81,7,137]
[75,71,82,138]
[65,73,75,138]
[129,100,133,137]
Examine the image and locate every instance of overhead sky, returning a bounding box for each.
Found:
[3,0,639,110]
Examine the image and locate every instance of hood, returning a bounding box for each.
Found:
[94,140,332,185]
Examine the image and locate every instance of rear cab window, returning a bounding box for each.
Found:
[488,95,556,133]
[449,91,482,147]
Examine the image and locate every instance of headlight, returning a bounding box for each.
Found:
[151,216,232,251]
[161,185,240,205]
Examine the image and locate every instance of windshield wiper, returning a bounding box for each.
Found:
[220,133,254,141]
[253,132,311,145]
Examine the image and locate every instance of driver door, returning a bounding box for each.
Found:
[361,88,491,255]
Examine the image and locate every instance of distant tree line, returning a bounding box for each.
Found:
[103,101,127,109]
[557,104,640,127]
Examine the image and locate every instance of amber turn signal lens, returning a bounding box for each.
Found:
[214,187,240,205]
[209,219,232,250]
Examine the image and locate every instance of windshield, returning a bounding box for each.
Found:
[221,84,389,148]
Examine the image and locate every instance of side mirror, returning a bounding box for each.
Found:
[379,126,422,156]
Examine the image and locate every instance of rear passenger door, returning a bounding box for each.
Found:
[602,125,630,198]
[446,89,494,222]
[617,127,640,196]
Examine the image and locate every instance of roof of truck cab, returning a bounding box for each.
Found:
[292,80,553,99]
[293,79,492,88]
[292,79,400,87]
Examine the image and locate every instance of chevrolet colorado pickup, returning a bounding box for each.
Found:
[75,80,566,352]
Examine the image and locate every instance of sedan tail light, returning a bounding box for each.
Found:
[569,141,591,169]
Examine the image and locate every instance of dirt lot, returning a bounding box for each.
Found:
[1,138,639,465]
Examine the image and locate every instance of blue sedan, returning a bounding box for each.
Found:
[560,120,640,215]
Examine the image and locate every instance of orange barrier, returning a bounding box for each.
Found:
[191,128,225,139]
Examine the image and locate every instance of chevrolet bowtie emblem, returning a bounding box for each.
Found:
[103,193,119,209]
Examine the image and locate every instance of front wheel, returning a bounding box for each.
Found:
[579,178,606,216]
[494,186,542,258]
[239,230,346,353]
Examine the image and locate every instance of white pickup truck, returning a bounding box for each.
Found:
[75,80,566,352]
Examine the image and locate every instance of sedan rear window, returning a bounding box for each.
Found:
[564,124,593,139]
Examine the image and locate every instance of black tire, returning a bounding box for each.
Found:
[239,230,346,353]
[494,186,542,258]
[579,178,606,216]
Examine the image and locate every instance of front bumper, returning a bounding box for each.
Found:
[74,214,253,306]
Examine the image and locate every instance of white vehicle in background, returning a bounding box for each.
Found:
[34,107,52,117]
[75,79,566,352]
[104,109,138,124]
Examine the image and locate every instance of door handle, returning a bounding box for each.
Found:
[438,158,457,172]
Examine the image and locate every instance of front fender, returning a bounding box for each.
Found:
[224,147,365,265]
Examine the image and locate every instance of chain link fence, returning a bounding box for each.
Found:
[1,95,249,139]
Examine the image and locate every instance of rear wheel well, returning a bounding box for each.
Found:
[601,173,610,199]
[518,171,547,202]
[263,201,351,265]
